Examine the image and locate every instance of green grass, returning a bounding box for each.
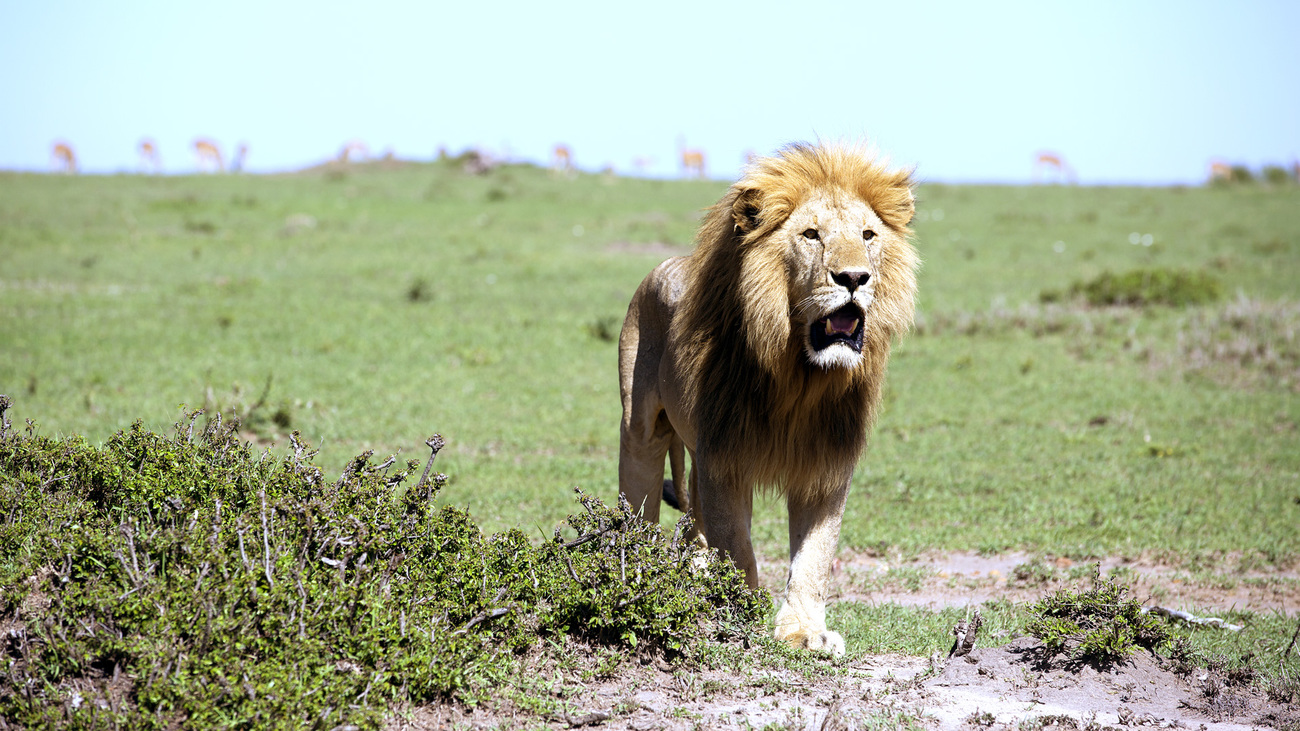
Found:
[2,163,1298,569]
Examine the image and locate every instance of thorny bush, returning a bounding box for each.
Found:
[0,396,765,730]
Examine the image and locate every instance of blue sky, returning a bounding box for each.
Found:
[2,0,1296,183]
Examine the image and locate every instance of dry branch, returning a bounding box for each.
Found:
[949,609,983,658]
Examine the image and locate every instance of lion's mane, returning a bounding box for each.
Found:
[669,143,920,503]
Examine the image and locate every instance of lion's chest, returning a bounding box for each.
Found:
[696,367,871,490]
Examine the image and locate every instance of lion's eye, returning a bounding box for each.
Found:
[862,230,876,242]
[802,228,820,240]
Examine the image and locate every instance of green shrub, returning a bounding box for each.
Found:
[1228,165,1254,184]
[1262,166,1293,186]
[0,399,764,729]
[1066,268,1222,307]
[1025,567,1169,668]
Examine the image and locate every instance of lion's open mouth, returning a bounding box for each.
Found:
[809,304,864,353]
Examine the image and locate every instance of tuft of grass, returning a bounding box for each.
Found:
[200,376,297,442]
[1024,568,1169,669]
[1263,166,1294,186]
[0,402,764,729]
[1225,165,1255,184]
[584,315,621,343]
[1063,267,1223,307]
[1171,294,1300,388]
[828,599,1022,657]
[1012,558,1057,586]
[406,276,432,302]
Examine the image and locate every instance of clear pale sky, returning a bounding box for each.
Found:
[2,0,1296,184]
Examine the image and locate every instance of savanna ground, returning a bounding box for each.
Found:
[1,158,1298,729]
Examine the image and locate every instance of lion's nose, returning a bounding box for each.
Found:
[831,269,870,293]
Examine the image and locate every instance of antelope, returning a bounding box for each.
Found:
[338,139,369,164]
[679,146,706,179]
[230,143,248,173]
[51,142,77,173]
[552,144,574,176]
[138,138,161,173]
[194,139,224,172]
[1033,151,1075,183]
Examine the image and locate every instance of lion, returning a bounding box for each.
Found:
[618,142,919,656]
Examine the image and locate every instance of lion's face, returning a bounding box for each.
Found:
[776,191,892,370]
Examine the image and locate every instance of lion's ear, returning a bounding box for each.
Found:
[731,188,762,235]
[900,189,916,225]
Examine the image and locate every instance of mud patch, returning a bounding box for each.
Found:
[918,637,1295,730]
[387,553,1300,730]
[815,551,1300,617]
[387,641,1298,730]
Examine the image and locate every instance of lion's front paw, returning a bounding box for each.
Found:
[803,630,845,658]
[775,626,846,658]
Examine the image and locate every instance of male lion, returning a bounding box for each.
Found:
[618,143,919,656]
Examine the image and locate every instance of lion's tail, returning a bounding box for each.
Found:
[661,434,687,512]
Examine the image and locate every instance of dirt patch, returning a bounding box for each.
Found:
[387,641,1297,730]
[387,553,1300,730]
[917,637,1296,730]
[815,551,1300,617]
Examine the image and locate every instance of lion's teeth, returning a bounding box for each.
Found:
[851,318,860,332]
[825,319,834,336]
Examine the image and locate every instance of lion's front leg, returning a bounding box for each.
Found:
[774,480,849,657]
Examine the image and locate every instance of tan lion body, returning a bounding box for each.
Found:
[619,143,919,656]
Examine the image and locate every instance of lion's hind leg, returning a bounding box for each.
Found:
[661,434,686,511]
[619,410,678,525]
[660,438,708,547]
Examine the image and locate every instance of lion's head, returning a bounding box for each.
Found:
[730,143,918,373]
[677,143,918,383]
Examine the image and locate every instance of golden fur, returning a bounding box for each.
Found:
[618,142,919,655]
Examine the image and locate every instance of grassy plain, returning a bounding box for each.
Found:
[1,161,1297,568]
[3,161,1299,726]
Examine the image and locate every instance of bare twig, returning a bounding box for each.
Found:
[561,550,581,583]
[114,549,140,589]
[121,524,142,581]
[949,609,983,658]
[960,610,983,656]
[0,394,11,438]
[39,474,70,489]
[1145,606,1243,632]
[562,524,619,549]
[1283,615,1300,660]
[237,525,250,572]
[290,431,309,467]
[414,435,446,492]
[451,607,510,636]
[295,577,308,639]
[185,408,203,442]
[615,586,657,610]
[260,491,274,588]
[194,561,211,593]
